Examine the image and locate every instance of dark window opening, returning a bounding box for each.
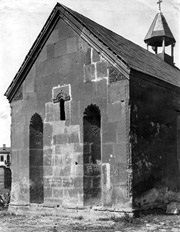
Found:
[29,113,44,204]
[60,99,65,120]
[0,156,4,162]
[83,104,101,206]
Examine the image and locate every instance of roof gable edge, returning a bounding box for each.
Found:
[5,3,130,102]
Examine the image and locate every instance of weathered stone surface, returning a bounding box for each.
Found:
[108,80,128,103]
[96,61,107,78]
[46,29,59,45]
[44,188,52,198]
[84,64,95,81]
[54,39,67,57]
[44,166,53,176]
[68,132,79,143]
[102,143,113,163]
[85,48,91,65]
[102,122,117,143]
[47,44,55,59]
[44,152,52,166]
[66,37,78,54]
[43,123,53,146]
[37,46,47,63]
[52,188,63,198]
[109,66,126,83]
[92,49,100,62]
[53,134,68,144]
[95,79,107,98]
[107,102,122,122]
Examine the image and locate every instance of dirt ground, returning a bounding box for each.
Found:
[0,209,180,232]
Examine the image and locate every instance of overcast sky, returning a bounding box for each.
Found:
[0,0,180,146]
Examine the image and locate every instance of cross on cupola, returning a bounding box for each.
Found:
[144,0,176,66]
[157,0,162,12]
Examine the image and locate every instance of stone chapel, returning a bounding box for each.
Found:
[5,3,180,215]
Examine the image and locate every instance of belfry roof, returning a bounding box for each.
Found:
[5,3,180,101]
[144,12,176,47]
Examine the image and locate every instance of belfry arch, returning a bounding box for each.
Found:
[83,104,101,205]
[29,113,44,203]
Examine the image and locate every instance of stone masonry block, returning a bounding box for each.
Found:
[37,46,47,63]
[55,145,61,155]
[68,132,79,143]
[63,178,73,188]
[47,44,55,59]
[36,58,60,77]
[57,20,77,41]
[113,143,127,164]
[102,122,117,143]
[96,61,108,78]
[54,155,63,166]
[66,37,78,54]
[102,143,113,163]
[51,177,62,187]
[52,121,65,136]
[107,102,122,122]
[109,66,126,83]
[112,166,127,185]
[44,187,52,198]
[52,188,63,198]
[95,79,107,98]
[45,102,54,122]
[75,164,83,176]
[54,39,67,57]
[44,123,53,146]
[108,80,129,103]
[60,166,71,176]
[71,101,81,125]
[53,103,60,121]
[85,48,91,65]
[53,134,68,144]
[44,152,52,166]
[73,177,83,188]
[112,185,129,204]
[53,166,61,177]
[92,49,100,62]
[67,188,83,199]
[116,121,127,143]
[46,29,59,45]
[44,166,53,176]
[74,143,83,153]
[84,64,95,81]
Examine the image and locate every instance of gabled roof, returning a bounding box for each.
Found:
[5,3,180,102]
[144,12,176,47]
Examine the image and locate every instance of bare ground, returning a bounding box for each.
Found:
[0,209,180,232]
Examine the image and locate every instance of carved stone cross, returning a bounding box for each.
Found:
[52,90,70,120]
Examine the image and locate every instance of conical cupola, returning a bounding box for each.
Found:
[144,0,176,65]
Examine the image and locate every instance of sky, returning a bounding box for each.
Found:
[0,0,180,146]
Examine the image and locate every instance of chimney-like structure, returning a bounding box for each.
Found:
[144,2,176,66]
[3,144,6,150]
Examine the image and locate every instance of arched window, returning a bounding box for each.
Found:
[29,113,44,204]
[83,105,101,206]
[60,99,65,120]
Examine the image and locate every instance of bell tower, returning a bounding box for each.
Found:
[144,0,176,66]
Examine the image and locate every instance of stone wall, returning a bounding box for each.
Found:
[130,71,180,210]
[9,18,131,211]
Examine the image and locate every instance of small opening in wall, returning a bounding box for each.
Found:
[60,99,65,120]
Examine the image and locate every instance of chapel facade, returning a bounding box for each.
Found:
[5,3,180,215]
